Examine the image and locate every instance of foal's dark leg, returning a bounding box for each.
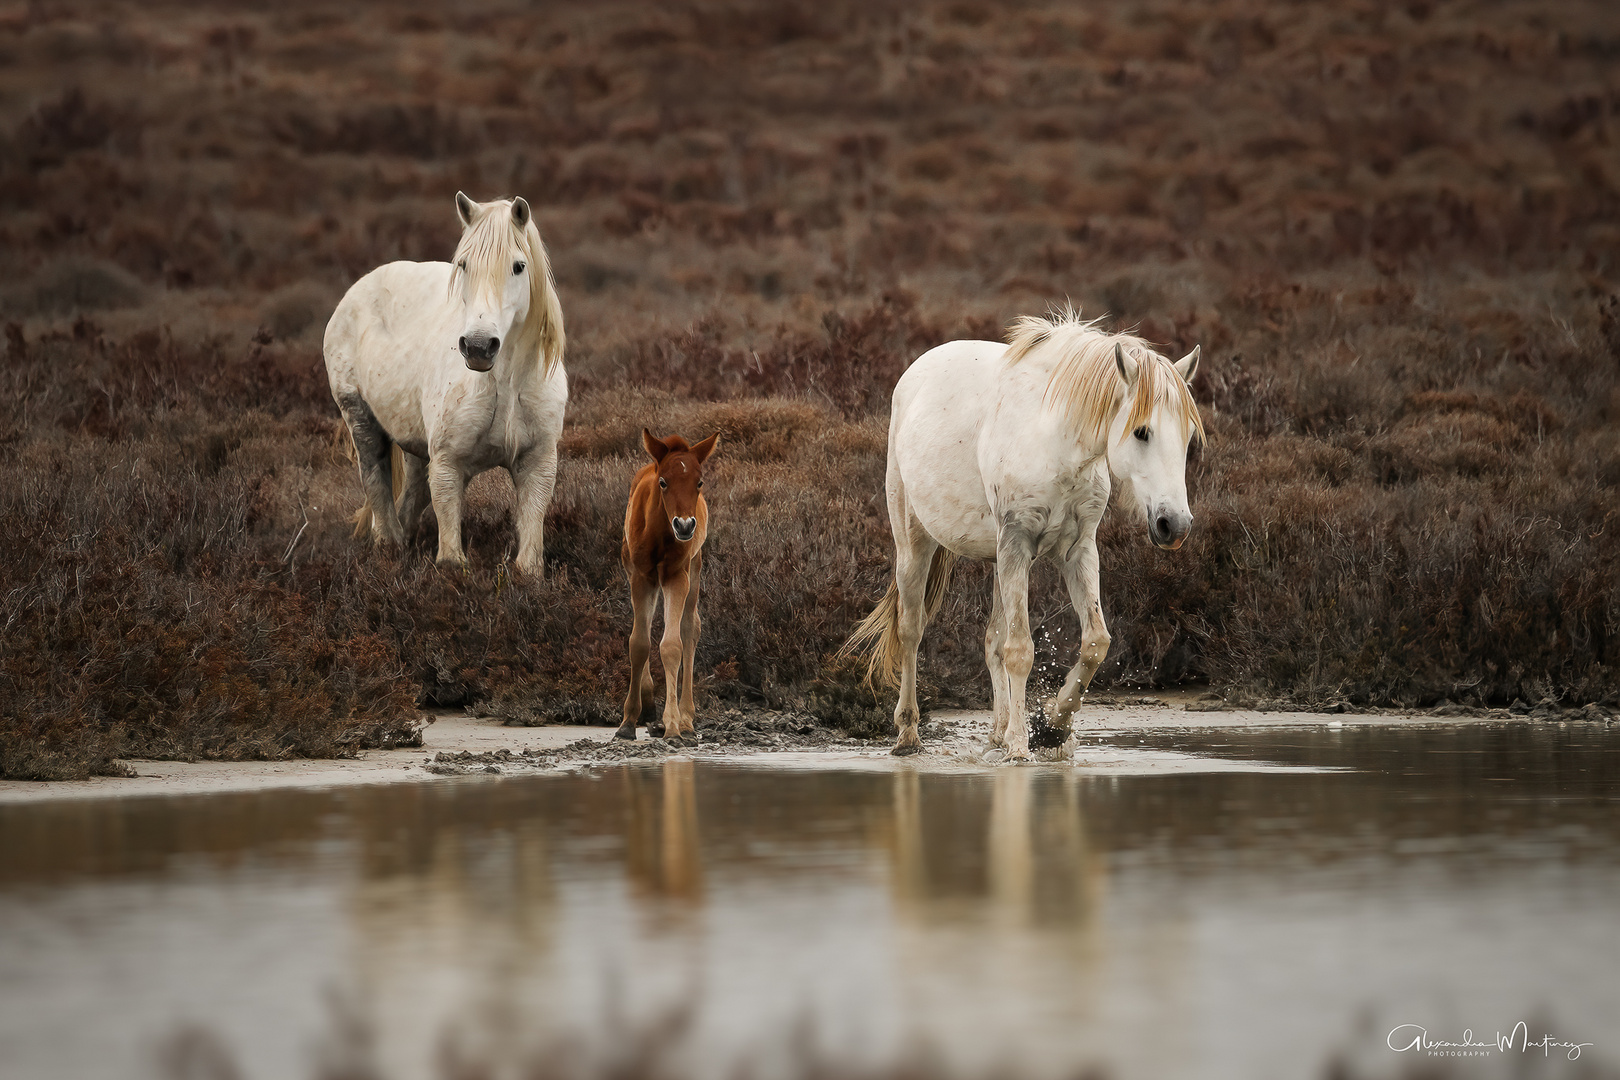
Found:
[338,392,403,548]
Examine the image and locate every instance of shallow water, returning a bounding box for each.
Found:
[2,721,1618,1080]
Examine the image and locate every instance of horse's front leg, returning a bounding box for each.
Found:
[338,394,404,550]
[427,456,468,569]
[510,443,559,578]
[618,570,658,740]
[994,527,1037,761]
[1050,531,1110,742]
[676,551,702,735]
[985,584,1011,748]
[658,568,691,740]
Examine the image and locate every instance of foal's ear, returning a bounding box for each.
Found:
[1173,344,1200,385]
[643,428,670,461]
[510,197,531,229]
[455,191,478,228]
[1113,342,1140,386]
[690,432,720,464]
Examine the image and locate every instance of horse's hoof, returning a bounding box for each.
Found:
[891,742,923,757]
[614,726,637,741]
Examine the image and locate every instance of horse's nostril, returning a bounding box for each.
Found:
[1156,516,1170,536]
[487,337,499,356]
[458,336,469,356]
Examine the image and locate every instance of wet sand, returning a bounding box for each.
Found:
[0,693,1524,804]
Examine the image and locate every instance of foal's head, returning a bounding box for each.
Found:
[642,429,720,543]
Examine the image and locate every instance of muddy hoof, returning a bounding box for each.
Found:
[891,742,923,757]
[614,726,637,741]
[1028,717,1071,750]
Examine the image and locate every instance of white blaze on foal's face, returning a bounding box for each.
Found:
[1106,343,1201,550]
[452,192,533,373]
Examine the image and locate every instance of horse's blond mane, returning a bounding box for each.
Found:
[447,200,566,375]
[1003,305,1204,447]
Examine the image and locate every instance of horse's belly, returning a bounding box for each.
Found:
[891,341,1003,561]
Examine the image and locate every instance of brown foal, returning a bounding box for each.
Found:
[617,429,720,740]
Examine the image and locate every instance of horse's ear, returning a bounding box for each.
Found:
[510,197,531,229]
[1173,344,1200,385]
[1113,342,1140,386]
[455,191,477,228]
[643,428,670,462]
[690,432,720,465]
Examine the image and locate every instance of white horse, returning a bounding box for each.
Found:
[842,308,1205,759]
[323,192,566,574]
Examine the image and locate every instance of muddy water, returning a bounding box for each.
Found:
[1,722,1618,1080]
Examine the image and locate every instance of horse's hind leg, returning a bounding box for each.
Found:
[338,393,404,549]
[396,450,430,545]
[890,518,937,756]
[994,523,1038,760]
[618,571,658,740]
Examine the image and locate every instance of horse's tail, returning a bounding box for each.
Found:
[837,547,958,690]
[349,443,406,540]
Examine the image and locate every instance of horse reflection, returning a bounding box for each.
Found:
[888,769,1103,929]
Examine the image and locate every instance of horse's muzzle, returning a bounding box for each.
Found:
[671,517,697,543]
[459,334,500,371]
[1151,511,1191,550]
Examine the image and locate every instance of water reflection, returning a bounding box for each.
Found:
[1,723,1618,1079]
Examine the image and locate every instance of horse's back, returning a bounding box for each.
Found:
[324,261,453,380]
[890,340,1007,558]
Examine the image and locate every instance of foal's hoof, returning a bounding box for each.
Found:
[614,726,637,741]
[890,742,923,757]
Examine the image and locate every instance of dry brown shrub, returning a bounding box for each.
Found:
[5,0,1620,776]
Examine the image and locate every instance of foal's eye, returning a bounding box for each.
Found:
[696,479,703,489]
[658,478,668,490]
[1134,426,1150,442]
[512,261,526,275]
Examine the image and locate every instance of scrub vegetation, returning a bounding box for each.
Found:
[3,0,1619,778]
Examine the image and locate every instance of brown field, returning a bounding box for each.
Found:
[2,0,1619,778]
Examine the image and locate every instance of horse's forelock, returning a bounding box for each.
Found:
[449,202,526,297]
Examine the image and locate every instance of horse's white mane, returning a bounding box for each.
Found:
[1003,304,1204,447]
[447,200,566,375]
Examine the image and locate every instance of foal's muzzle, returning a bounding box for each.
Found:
[1151,510,1191,551]
[458,333,500,371]
[671,516,697,542]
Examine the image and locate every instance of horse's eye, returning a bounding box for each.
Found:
[512,261,525,275]
[1134,426,1150,442]
[658,477,668,490]
[457,260,467,271]
[696,479,703,489]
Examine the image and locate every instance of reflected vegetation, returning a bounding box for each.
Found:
[1,724,1618,1079]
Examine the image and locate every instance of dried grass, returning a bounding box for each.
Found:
[3,0,1620,777]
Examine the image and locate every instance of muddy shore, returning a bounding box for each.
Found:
[5,692,1609,804]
